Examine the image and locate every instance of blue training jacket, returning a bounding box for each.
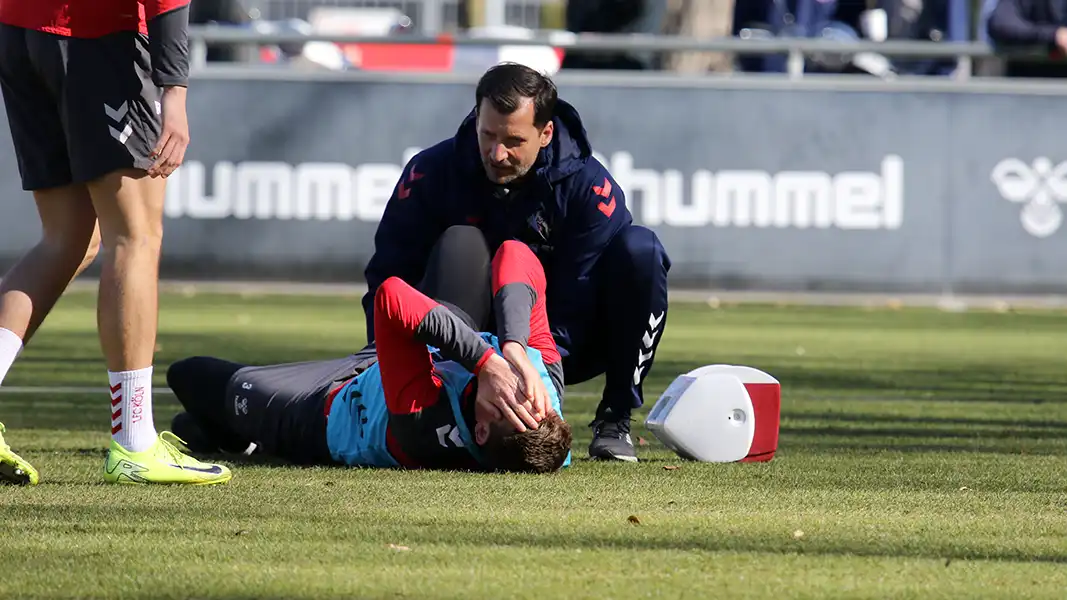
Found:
[361,100,633,356]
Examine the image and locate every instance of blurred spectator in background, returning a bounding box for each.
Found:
[561,0,668,70]
[733,0,967,77]
[879,0,961,75]
[663,0,735,73]
[732,0,845,73]
[986,0,1067,77]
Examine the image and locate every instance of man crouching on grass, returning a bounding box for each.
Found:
[166,236,572,474]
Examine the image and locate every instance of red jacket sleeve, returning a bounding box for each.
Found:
[145,0,190,19]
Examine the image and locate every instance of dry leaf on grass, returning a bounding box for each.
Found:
[793,530,804,539]
[627,515,641,525]
[388,544,411,551]
[234,530,250,536]
[663,465,680,471]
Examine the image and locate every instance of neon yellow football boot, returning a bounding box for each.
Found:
[103,431,232,485]
[0,422,39,485]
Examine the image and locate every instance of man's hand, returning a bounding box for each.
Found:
[476,353,540,432]
[148,86,189,178]
[502,341,553,420]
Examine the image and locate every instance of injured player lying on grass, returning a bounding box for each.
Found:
[167,242,572,474]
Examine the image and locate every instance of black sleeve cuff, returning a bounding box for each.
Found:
[493,282,536,348]
[148,5,191,88]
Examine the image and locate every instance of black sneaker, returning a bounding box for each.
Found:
[589,417,638,463]
[170,411,219,454]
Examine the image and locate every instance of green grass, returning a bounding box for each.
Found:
[2,291,1067,599]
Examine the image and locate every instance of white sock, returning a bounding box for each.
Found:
[109,367,157,452]
[0,327,24,387]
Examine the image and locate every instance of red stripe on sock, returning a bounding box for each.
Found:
[111,423,123,435]
[111,408,122,421]
[110,383,122,395]
[111,395,122,407]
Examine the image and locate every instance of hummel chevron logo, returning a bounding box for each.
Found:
[104,101,132,145]
[648,312,664,330]
[397,164,423,200]
[436,425,465,448]
[642,329,659,348]
[104,101,128,122]
[109,124,133,145]
[633,312,666,385]
[593,177,617,218]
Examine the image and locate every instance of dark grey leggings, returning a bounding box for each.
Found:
[417,225,493,331]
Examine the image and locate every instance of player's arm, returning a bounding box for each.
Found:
[145,0,192,177]
[547,162,632,338]
[493,241,561,416]
[375,277,537,431]
[362,158,444,343]
[146,1,191,87]
[375,277,496,381]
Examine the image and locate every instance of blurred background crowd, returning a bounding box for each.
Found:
[191,0,1067,78]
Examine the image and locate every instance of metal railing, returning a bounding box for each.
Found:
[229,0,549,34]
[188,27,1049,80]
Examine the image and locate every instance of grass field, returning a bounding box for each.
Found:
[2,290,1067,599]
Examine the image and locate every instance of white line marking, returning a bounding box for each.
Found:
[0,386,174,395]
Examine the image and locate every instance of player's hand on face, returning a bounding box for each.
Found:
[148,86,190,179]
[476,352,539,432]
[501,341,553,420]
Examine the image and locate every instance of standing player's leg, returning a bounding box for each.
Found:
[0,24,103,484]
[50,27,225,484]
[88,171,166,451]
[0,194,100,364]
[0,194,100,384]
[0,195,101,485]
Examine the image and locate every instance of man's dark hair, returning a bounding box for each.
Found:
[475,63,558,128]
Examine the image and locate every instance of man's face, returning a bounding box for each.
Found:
[474,397,537,444]
[476,97,553,186]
